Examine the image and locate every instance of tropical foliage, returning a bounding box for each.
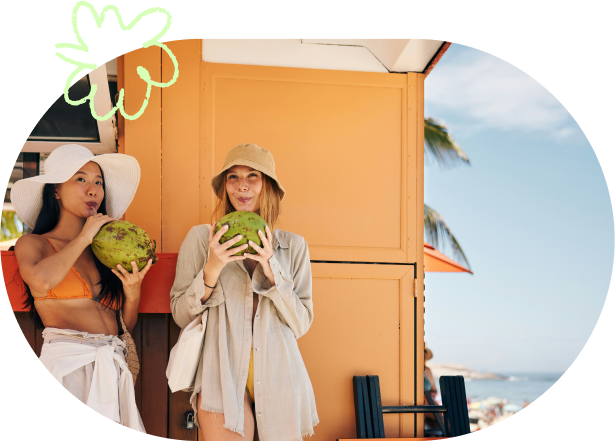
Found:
[424,117,470,167]
[424,117,471,268]
[1,211,26,242]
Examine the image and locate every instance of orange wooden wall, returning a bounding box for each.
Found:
[121,40,426,439]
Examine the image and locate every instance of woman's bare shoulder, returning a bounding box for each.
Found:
[13,234,49,262]
[14,233,48,250]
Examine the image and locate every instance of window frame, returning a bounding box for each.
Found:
[21,64,117,154]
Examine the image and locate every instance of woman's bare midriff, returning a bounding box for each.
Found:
[34,298,119,336]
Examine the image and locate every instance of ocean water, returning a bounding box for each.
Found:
[460,372,564,406]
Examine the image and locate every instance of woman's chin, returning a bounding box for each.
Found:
[234,203,258,212]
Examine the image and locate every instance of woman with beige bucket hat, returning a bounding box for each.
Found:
[170,143,319,441]
[11,144,150,432]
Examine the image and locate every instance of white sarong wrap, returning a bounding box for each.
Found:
[39,328,145,433]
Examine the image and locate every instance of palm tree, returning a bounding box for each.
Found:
[424,117,471,268]
[0,211,25,242]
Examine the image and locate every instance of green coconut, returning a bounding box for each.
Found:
[214,211,269,256]
[91,220,158,272]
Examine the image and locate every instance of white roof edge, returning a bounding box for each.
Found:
[202,39,445,73]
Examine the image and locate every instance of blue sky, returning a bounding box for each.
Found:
[423,44,613,373]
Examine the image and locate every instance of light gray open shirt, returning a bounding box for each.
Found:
[170,224,319,441]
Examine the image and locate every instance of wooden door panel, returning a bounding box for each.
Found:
[168,319,198,440]
[161,39,202,254]
[201,63,414,263]
[140,314,169,437]
[123,45,162,246]
[212,78,403,253]
[298,263,416,440]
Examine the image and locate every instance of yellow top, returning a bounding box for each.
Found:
[246,348,254,404]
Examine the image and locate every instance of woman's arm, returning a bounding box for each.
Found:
[200,263,220,304]
[425,366,438,394]
[14,214,115,294]
[121,296,140,334]
[15,234,88,294]
[111,260,153,333]
[252,236,314,339]
[200,222,248,304]
[170,226,225,328]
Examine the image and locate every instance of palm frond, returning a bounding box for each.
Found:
[424,204,471,270]
[424,117,470,168]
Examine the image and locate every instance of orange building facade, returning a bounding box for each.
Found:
[5,39,442,439]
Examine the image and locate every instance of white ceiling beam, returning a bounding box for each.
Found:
[302,39,444,72]
[202,39,388,73]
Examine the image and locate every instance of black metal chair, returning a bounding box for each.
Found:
[352,375,471,438]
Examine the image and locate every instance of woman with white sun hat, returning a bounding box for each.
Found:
[11,144,149,432]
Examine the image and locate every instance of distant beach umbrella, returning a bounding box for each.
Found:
[482,397,504,406]
[502,403,522,413]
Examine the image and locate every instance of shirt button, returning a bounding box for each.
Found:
[255,347,260,351]
[257,412,262,417]
[256,380,260,384]
[255,315,260,319]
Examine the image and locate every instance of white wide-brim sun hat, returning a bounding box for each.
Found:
[11,144,141,229]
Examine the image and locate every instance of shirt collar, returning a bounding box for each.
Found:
[272,229,289,249]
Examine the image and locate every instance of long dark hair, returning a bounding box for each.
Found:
[22,168,124,328]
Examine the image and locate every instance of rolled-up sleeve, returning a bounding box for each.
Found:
[170,226,225,329]
[252,237,314,339]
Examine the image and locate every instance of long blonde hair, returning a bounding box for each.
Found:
[211,170,283,231]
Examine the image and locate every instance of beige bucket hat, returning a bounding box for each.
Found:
[211,143,286,200]
[11,144,140,229]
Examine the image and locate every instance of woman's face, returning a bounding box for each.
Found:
[55,161,104,219]
[225,165,262,213]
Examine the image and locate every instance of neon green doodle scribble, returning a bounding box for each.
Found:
[55,1,179,121]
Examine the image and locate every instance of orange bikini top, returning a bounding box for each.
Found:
[34,236,120,310]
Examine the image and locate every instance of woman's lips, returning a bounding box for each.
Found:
[86,202,97,209]
[237,197,251,203]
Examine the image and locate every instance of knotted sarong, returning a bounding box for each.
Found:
[39,327,145,432]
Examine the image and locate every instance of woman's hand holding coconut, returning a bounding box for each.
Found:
[243,226,276,287]
[111,259,153,331]
[111,260,154,299]
[201,223,249,304]
[78,213,116,244]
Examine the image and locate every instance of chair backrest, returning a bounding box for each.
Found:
[352,374,471,438]
[352,375,385,438]
[439,375,471,437]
